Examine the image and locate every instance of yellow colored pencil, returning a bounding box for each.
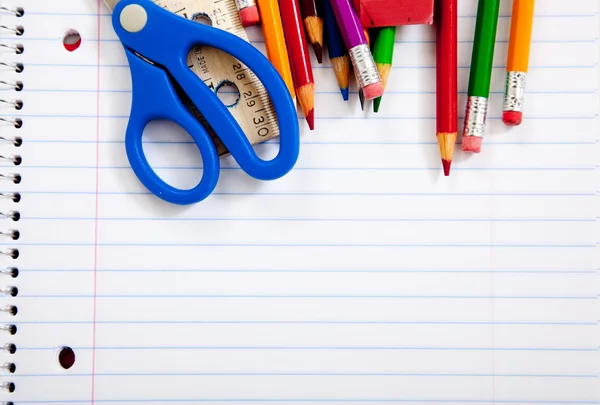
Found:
[257,0,296,100]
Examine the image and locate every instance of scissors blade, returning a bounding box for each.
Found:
[102,0,119,11]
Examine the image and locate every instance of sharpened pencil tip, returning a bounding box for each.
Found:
[306,109,315,130]
[437,132,457,174]
[340,87,349,101]
[313,43,324,64]
[373,97,382,113]
[442,159,452,176]
[359,90,365,111]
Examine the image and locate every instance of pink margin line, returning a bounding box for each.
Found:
[91,0,102,403]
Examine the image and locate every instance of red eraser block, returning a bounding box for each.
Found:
[502,111,523,126]
[461,136,482,153]
[352,0,434,28]
[239,6,260,27]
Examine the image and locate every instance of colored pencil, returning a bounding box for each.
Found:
[371,26,396,113]
[300,0,325,64]
[323,0,350,100]
[235,0,260,27]
[435,0,457,176]
[358,28,370,110]
[257,0,296,101]
[329,0,384,101]
[461,0,500,153]
[502,0,535,126]
[279,0,316,130]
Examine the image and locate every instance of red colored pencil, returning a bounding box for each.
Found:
[279,0,316,130]
[435,0,457,176]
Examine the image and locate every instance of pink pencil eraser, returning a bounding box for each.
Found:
[352,0,434,28]
[502,110,523,126]
[462,136,482,153]
[362,82,384,100]
[239,6,260,27]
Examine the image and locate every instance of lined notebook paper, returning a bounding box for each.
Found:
[1,0,599,404]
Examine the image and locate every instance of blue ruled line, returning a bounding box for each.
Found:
[12,320,598,326]
[16,346,599,352]
[11,371,599,378]
[5,113,598,121]
[16,217,597,223]
[16,139,600,145]
[21,11,599,18]
[3,36,597,45]
[20,88,600,95]
[13,191,597,197]
[3,242,596,248]
[19,63,600,70]
[17,269,597,274]
[5,165,598,171]
[16,294,597,299]
[9,400,600,405]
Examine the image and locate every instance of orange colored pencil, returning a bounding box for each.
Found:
[279,0,316,130]
[257,0,296,101]
[502,0,535,126]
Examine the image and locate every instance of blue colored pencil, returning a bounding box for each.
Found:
[323,0,350,100]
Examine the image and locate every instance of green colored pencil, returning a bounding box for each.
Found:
[461,0,500,153]
[371,26,396,113]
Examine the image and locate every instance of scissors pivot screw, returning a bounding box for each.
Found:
[120,4,148,33]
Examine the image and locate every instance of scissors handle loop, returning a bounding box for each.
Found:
[124,50,220,204]
[112,0,301,204]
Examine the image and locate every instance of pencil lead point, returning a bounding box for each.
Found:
[373,97,382,113]
[340,87,349,101]
[442,159,452,176]
[313,43,324,64]
[359,90,365,111]
[306,109,315,130]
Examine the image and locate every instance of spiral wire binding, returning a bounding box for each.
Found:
[0,5,24,404]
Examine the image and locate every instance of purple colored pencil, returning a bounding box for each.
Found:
[328,0,383,100]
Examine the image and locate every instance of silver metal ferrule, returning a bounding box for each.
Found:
[503,71,527,112]
[348,44,381,89]
[235,0,256,9]
[463,96,488,138]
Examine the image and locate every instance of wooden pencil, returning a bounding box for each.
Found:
[300,0,325,64]
[279,0,316,130]
[329,0,383,101]
[323,0,350,100]
[461,0,500,153]
[502,0,535,126]
[257,0,296,101]
[435,0,457,175]
[371,26,396,113]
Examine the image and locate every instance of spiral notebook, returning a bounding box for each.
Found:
[1,0,599,404]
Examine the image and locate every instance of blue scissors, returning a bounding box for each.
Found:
[103,0,300,204]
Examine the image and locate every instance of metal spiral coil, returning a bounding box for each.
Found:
[0,5,23,400]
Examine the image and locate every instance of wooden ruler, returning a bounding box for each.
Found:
[152,0,280,155]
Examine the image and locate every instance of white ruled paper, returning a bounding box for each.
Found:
[0,0,599,404]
